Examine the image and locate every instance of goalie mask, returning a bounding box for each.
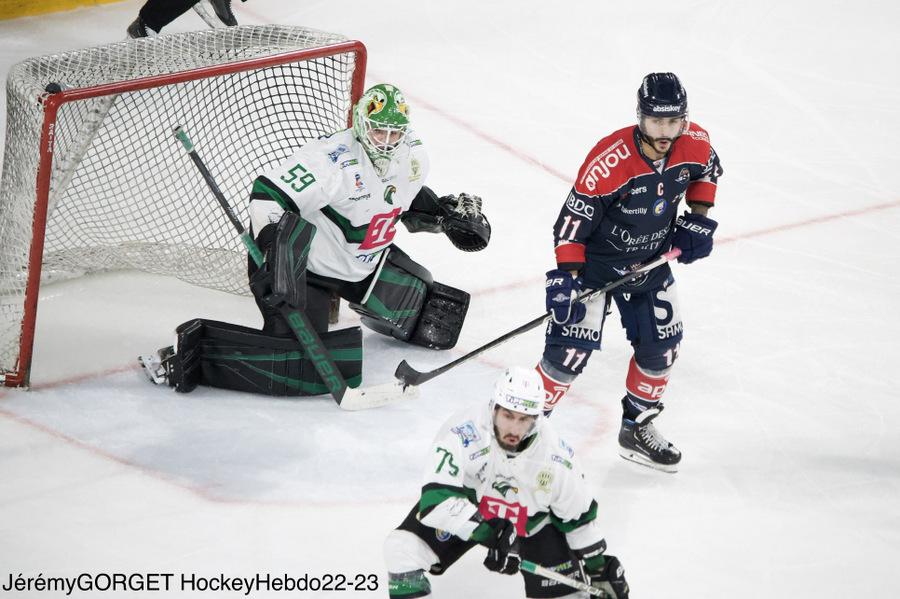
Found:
[353,83,410,172]
[636,72,689,155]
[489,367,544,453]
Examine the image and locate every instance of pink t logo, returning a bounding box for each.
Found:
[359,207,402,250]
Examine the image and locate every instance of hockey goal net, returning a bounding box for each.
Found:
[0,25,366,387]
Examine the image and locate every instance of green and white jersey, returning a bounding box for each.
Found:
[248,128,429,282]
[419,403,603,551]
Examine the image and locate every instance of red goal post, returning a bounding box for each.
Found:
[0,25,367,387]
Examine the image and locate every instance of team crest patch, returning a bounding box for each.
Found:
[653,197,667,216]
[491,478,519,498]
[451,421,480,447]
[409,157,422,182]
[384,184,397,205]
[676,167,690,183]
[328,144,349,163]
[536,470,553,490]
[435,529,452,542]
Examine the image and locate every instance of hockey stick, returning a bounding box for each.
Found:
[173,126,416,410]
[519,560,606,597]
[394,248,681,387]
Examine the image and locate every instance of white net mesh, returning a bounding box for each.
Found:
[0,25,362,382]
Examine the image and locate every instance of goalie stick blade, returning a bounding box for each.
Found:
[393,360,432,387]
[338,380,419,411]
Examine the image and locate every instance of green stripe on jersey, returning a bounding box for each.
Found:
[252,176,300,213]
[419,483,477,515]
[320,206,370,243]
[550,499,598,533]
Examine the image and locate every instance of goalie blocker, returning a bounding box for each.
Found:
[142,207,472,395]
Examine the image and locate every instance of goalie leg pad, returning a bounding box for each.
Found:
[349,262,429,343]
[349,247,469,349]
[168,318,362,396]
[349,246,431,342]
[408,282,469,350]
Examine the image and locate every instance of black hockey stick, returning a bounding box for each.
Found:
[394,248,681,387]
[520,560,607,597]
[173,126,416,410]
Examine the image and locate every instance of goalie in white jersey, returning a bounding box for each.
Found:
[384,367,630,599]
[141,84,491,396]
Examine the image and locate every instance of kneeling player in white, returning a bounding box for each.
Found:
[141,83,490,396]
[384,368,629,598]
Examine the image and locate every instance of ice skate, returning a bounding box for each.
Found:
[618,405,681,473]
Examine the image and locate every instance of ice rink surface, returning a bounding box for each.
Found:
[1,1,899,597]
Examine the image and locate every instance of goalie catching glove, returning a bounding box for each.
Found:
[401,186,491,252]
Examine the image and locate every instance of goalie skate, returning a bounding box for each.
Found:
[138,346,175,386]
[618,405,681,473]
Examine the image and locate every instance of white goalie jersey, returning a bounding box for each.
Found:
[248,128,430,282]
[418,403,604,552]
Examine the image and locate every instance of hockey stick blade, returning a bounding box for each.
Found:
[338,380,419,411]
[394,359,434,387]
[394,248,681,388]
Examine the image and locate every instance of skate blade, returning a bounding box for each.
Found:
[618,447,678,473]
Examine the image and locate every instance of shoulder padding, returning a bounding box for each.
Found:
[669,122,712,167]
[574,126,649,197]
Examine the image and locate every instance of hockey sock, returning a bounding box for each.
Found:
[623,356,671,419]
[536,360,575,415]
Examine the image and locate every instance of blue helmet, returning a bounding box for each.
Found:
[637,72,688,118]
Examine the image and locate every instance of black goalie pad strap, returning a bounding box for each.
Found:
[171,318,362,397]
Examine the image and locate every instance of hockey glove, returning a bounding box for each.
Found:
[545,269,586,325]
[481,519,520,576]
[441,193,491,252]
[584,554,629,599]
[671,212,718,264]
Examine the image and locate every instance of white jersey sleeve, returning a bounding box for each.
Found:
[546,436,604,552]
[248,144,340,235]
[417,414,482,541]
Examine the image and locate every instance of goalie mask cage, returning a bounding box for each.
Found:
[0,25,367,387]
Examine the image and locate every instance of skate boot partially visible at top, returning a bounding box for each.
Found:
[618,403,681,473]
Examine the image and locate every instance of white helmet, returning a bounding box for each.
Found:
[491,367,545,416]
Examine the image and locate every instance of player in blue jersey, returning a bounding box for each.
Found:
[534,73,723,472]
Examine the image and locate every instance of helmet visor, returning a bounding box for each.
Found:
[365,122,408,154]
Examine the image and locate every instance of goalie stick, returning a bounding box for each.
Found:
[394,248,681,387]
[519,560,608,598]
[172,126,416,410]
